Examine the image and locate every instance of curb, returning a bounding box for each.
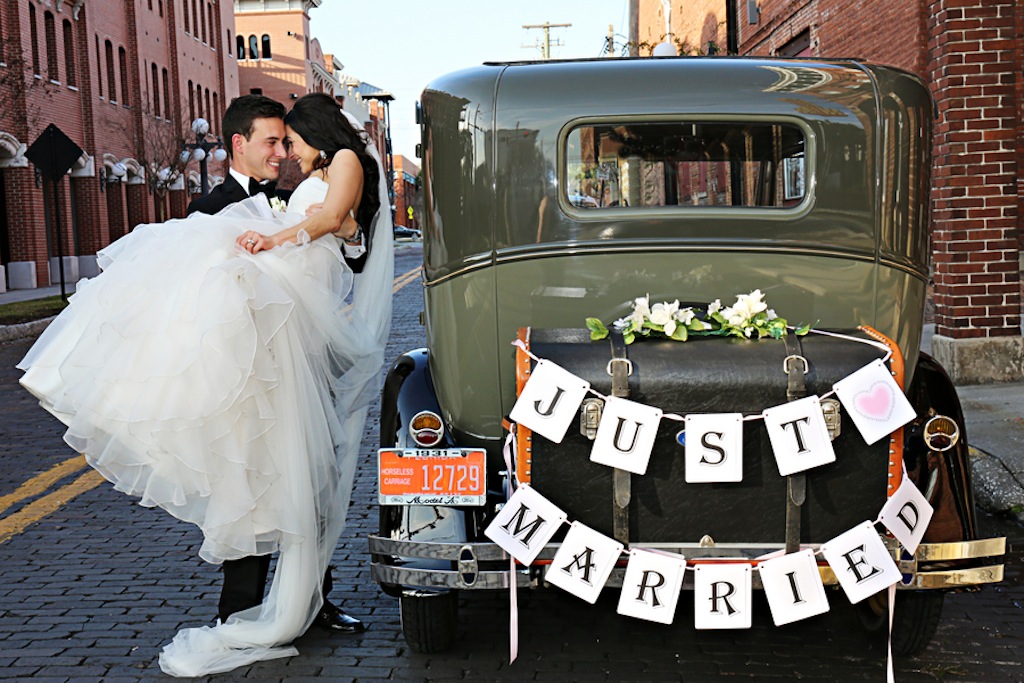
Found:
[0,316,55,343]
[969,445,1024,524]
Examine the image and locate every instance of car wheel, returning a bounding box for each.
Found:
[856,590,945,657]
[400,590,458,653]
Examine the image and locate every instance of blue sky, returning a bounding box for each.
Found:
[310,0,630,160]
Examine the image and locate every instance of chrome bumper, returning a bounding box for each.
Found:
[368,535,1005,591]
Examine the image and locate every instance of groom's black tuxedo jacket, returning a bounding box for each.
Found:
[185,174,369,273]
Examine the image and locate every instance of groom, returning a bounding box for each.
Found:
[188,94,365,634]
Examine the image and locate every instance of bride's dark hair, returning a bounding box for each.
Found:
[285,93,381,232]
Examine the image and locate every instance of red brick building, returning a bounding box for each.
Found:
[391,154,420,231]
[637,1,1023,382]
[0,0,239,291]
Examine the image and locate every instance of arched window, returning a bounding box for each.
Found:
[151,63,160,116]
[248,35,258,60]
[188,79,194,121]
[236,34,244,60]
[63,20,77,87]
[199,0,206,43]
[118,46,130,107]
[182,0,190,33]
[261,34,271,59]
[28,4,40,74]
[212,92,219,132]
[95,35,102,97]
[204,88,211,129]
[105,40,116,102]
[44,11,57,81]
[195,82,202,119]
[162,68,170,121]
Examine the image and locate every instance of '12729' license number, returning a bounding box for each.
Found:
[378,448,486,506]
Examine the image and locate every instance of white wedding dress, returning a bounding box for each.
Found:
[19,158,394,676]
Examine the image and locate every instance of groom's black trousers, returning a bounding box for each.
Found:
[219,556,333,621]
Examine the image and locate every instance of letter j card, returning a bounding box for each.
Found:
[510,360,590,443]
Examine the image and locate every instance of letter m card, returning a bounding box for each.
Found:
[484,484,567,565]
[509,360,590,443]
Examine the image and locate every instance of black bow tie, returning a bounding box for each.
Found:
[248,178,277,197]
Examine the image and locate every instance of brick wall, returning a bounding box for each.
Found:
[638,0,727,54]
[928,0,1021,339]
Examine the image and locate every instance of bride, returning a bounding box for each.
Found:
[18,93,394,676]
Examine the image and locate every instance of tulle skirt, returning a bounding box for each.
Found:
[18,197,382,675]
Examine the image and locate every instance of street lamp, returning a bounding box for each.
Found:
[182,117,227,196]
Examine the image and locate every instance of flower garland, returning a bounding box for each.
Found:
[586,290,812,344]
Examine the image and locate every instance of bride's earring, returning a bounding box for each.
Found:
[318,150,327,162]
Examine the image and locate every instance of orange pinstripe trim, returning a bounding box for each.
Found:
[515,327,533,484]
[859,325,905,496]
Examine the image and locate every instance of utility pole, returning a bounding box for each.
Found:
[606,24,615,57]
[522,22,572,59]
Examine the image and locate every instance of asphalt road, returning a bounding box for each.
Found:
[0,242,1021,682]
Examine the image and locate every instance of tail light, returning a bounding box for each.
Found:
[923,415,959,452]
[410,411,444,447]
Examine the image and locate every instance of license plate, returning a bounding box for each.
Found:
[378,448,487,506]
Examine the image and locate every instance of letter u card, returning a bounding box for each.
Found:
[545,522,623,604]
[590,396,663,475]
[509,360,590,443]
[484,484,566,565]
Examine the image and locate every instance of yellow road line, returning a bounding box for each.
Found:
[393,266,422,293]
[0,454,87,516]
[0,470,105,544]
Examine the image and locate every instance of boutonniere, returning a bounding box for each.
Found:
[269,197,288,213]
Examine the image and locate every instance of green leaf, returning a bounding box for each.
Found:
[586,317,609,341]
[623,330,635,345]
[795,321,816,336]
[670,325,689,341]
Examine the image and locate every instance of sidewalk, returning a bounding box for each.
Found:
[3,290,1022,520]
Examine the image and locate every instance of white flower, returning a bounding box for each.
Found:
[767,309,777,320]
[707,299,722,315]
[648,300,679,326]
[744,326,754,338]
[632,295,651,319]
[269,197,288,212]
[663,319,676,337]
[730,289,768,320]
[675,307,696,325]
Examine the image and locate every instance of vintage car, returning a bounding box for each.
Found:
[369,57,1006,655]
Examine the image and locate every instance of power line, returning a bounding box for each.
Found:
[522,22,572,59]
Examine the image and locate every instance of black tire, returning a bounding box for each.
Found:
[856,590,945,657]
[399,591,459,653]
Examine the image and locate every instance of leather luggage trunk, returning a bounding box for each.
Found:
[526,328,893,546]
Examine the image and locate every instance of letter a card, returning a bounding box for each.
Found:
[545,521,623,604]
[509,360,590,443]
[820,521,901,604]
[758,549,830,626]
[878,476,934,555]
[833,359,917,445]
[694,564,752,630]
[484,484,566,565]
[616,549,687,624]
[590,396,662,475]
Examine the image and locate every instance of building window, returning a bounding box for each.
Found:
[151,63,160,116]
[43,12,58,81]
[118,46,130,107]
[95,35,102,97]
[105,40,116,103]
[29,4,40,74]
[199,0,206,43]
[227,30,232,57]
[204,88,211,128]
[212,92,219,132]
[188,80,194,121]
[63,20,77,87]
[235,34,244,60]
[248,34,258,60]
[249,87,262,95]
[195,82,202,119]
[162,68,170,121]
[208,4,215,46]
[159,0,163,18]
[183,0,190,33]
[147,0,152,11]
[261,34,271,59]
[191,0,198,40]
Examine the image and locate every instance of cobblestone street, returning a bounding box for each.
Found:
[0,242,1021,682]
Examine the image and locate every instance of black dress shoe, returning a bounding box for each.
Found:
[313,602,366,633]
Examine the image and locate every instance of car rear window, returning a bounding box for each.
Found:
[564,121,806,210]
